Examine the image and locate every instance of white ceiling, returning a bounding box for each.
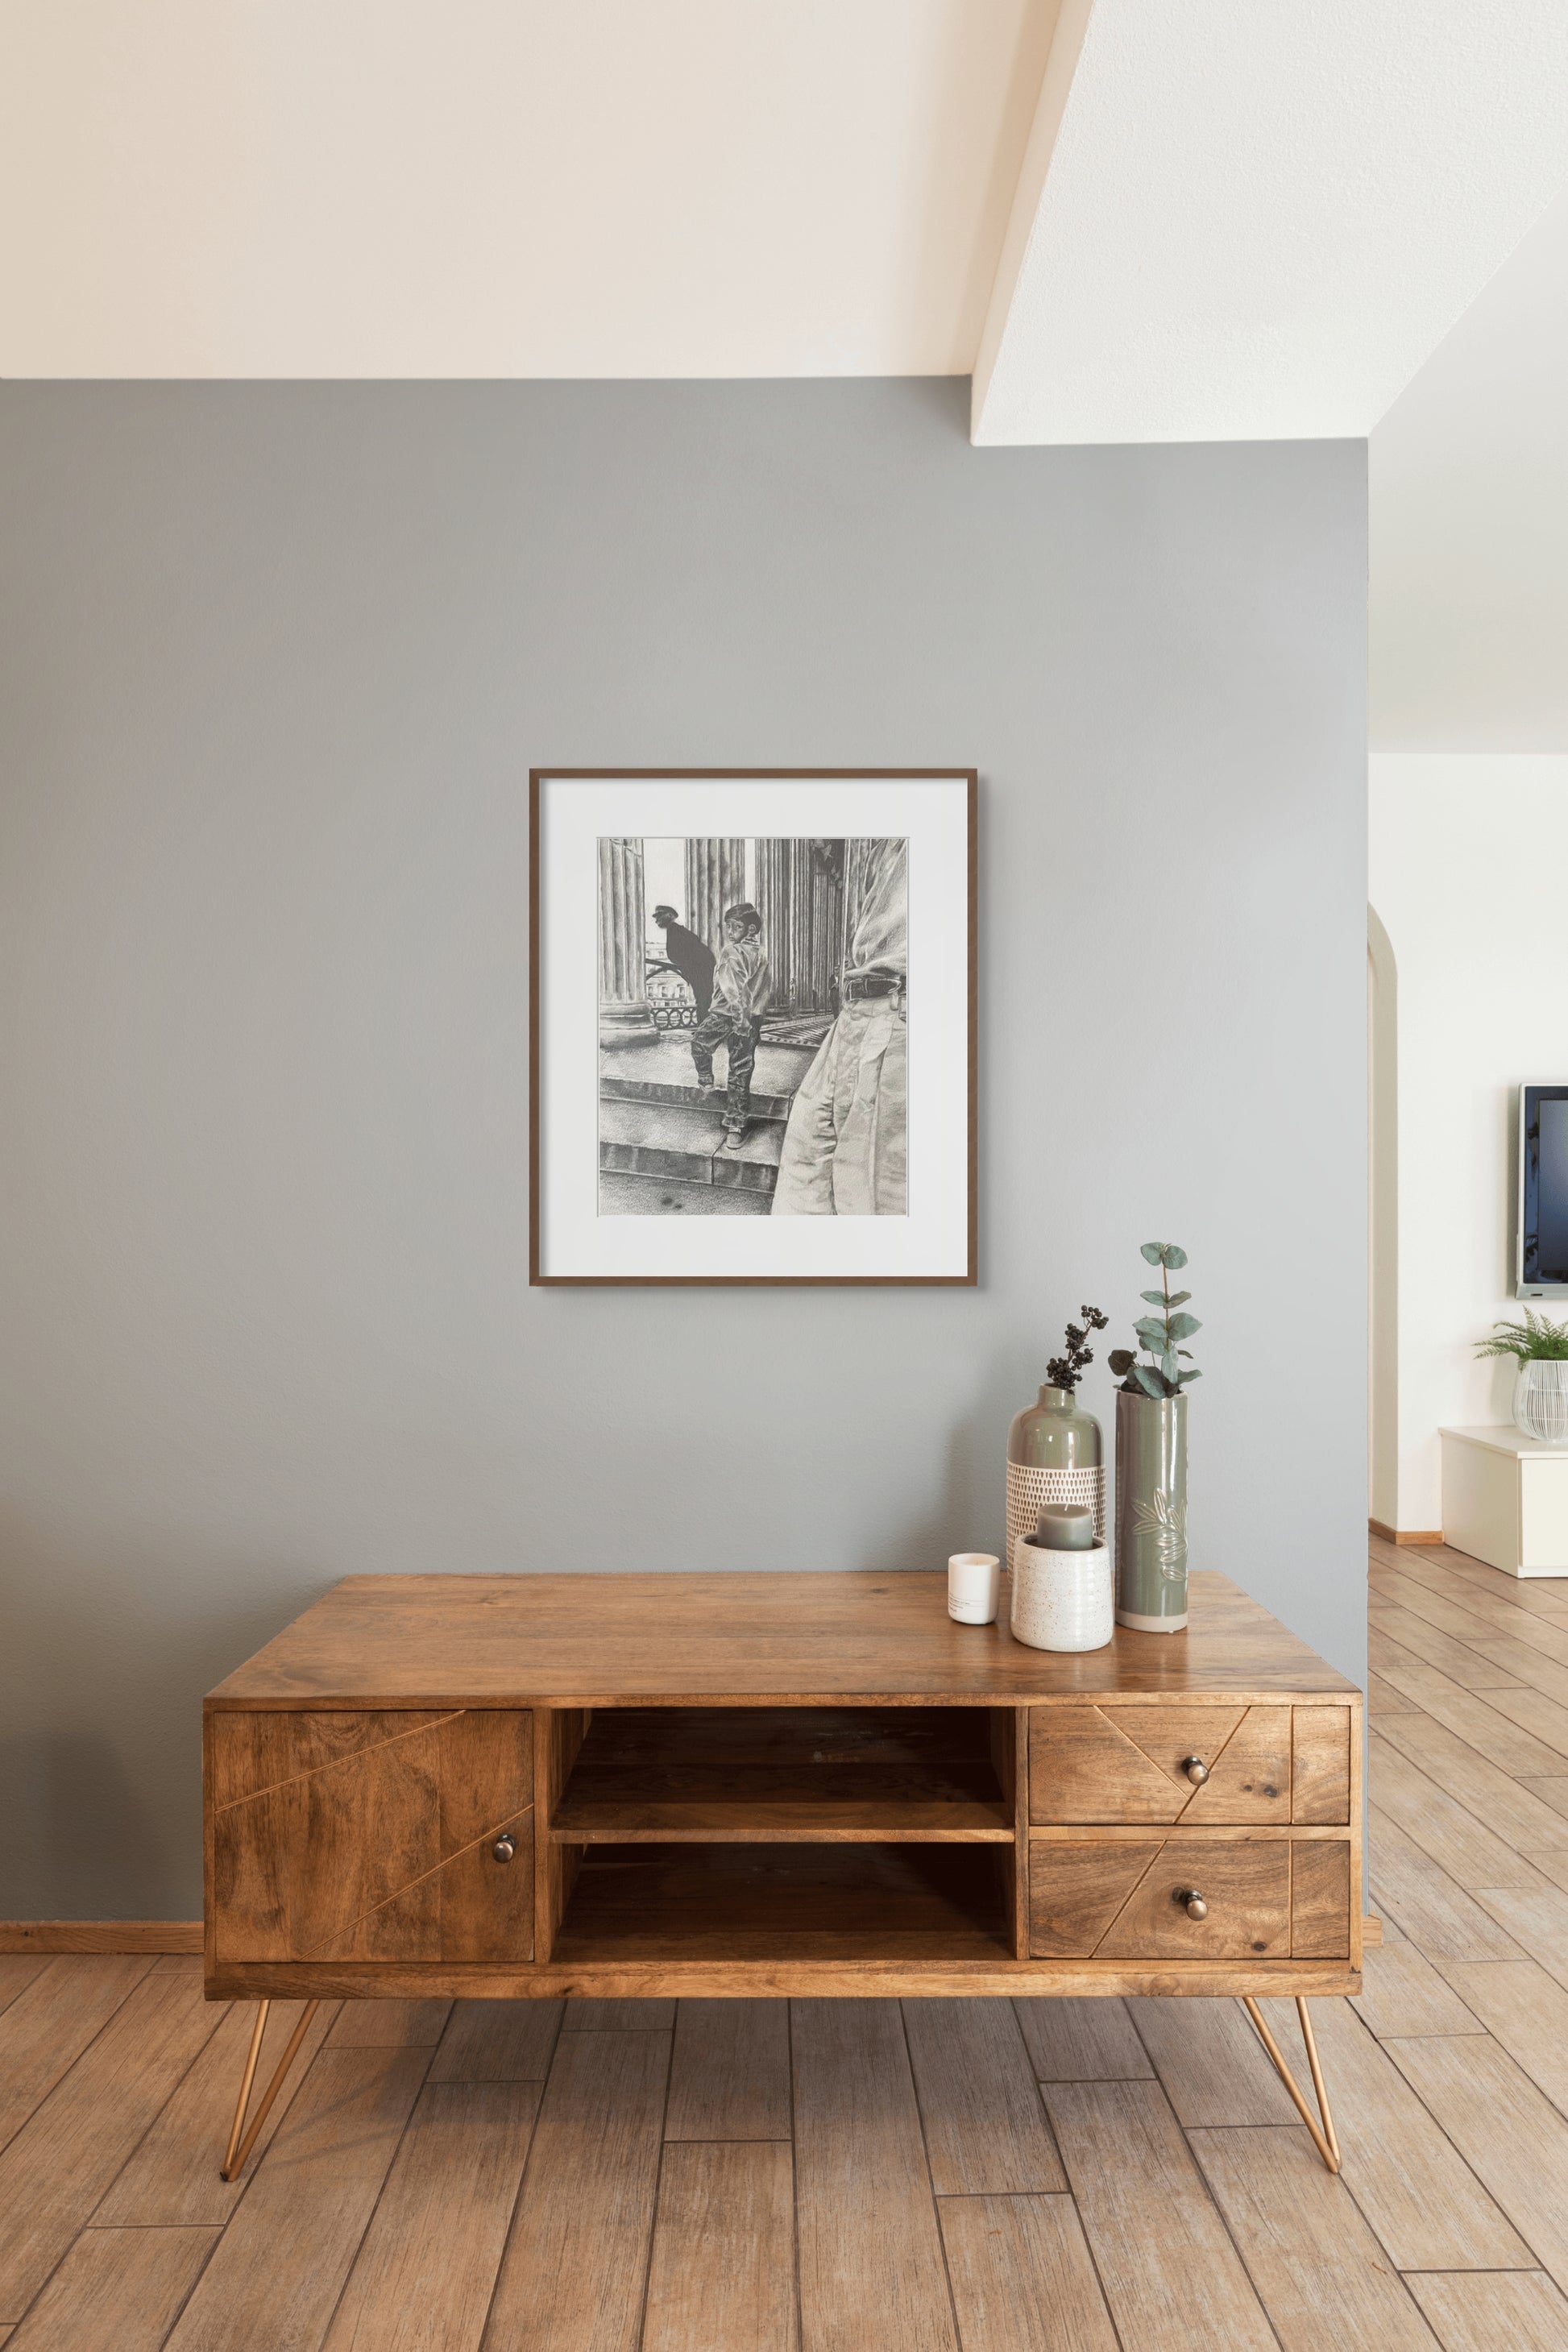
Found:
[973,0,1568,444]
[1371,182,1568,750]
[0,0,1059,378]
[5,0,1568,735]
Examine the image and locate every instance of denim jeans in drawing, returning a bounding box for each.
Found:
[691,1006,761,1132]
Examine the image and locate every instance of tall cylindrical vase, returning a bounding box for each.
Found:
[1114,1390,1188,1632]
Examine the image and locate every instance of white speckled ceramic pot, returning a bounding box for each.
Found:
[1010,1535,1114,1653]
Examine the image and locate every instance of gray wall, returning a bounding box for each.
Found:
[0,383,1367,1919]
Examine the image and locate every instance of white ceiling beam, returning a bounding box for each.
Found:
[973,0,1568,446]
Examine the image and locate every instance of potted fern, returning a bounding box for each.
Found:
[1475,1311,1568,1444]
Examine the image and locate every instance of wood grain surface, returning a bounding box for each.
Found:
[1030,1840,1293,1961]
[326,2000,451,2047]
[482,2026,670,2352]
[1436,1958,1568,2113]
[1292,1841,1353,1958]
[0,1960,48,2016]
[665,1997,792,2140]
[0,1923,201,1955]
[791,1998,958,2352]
[1125,1997,1299,2127]
[427,1996,562,2082]
[318,2080,541,2352]
[1027,1844,1165,1958]
[1028,1711,1192,1824]
[1097,1841,1290,1960]
[0,1968,223,2318]
[96,1997,338,2225]
[1188,2125,1439,2350]
[1013,1995,1154,2082]
[207,1711,454,1811]
[1292,1705,1353,1823]
[1043,2080,1278,2351]
[642,2143,798,2352]
[1405,2270,1568,2351]
[209,1954,1363,2001]
[559,1997,678,2030]
[6,2227,218,2352]
[0,1957,151,2158]
[1383,2030,1568,2294]
[1254,1994,1530,2271]
[902,1997,1064,2193]
[1178,1705,1292,1823]
[1348,1926,1483,2040]
[938,2195,1118,2352]
[207,1570,1359,1705]
[162,2047,429,2352]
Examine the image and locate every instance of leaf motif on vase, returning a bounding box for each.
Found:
[1131,1488,1188,1583]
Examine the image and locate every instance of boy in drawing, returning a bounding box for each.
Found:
[690,901,770,1150]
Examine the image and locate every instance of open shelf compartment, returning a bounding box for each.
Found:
[550,1704,1013,1843]
[552,1840,1014,1964]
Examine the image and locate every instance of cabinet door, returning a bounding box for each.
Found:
[1521,1459,1568,1573]
[1029,1706,1291,1826]
[210,1708,533,1961]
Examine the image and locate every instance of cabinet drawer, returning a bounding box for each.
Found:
[1029,1837,1309,1960]
[1028,1703,1351,1827]
[211,1707,533,1962]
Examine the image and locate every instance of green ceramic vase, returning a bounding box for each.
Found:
[1114,1390,1188,1632]
[1006,1386,1105,1569]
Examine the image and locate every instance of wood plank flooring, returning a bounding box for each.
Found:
[6,1539,1568,2350]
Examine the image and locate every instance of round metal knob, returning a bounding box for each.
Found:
[492,1831,516,1864]
[1182,1757,1210,1786]
[1175,1888,1209,1921]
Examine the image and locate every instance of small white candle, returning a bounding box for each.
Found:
[948,1553,1001,1625]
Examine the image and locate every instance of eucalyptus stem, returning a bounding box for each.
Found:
[1107,1243,1202,1399]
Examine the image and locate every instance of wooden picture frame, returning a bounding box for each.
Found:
[529,768,977,1284]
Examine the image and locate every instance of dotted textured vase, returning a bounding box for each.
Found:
[1006,1462,1107,1570]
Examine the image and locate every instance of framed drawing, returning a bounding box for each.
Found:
[529,769,976,1284]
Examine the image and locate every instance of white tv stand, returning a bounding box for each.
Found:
[1441,1425,1568,1577]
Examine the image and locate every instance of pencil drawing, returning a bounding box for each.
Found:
[597,835,908,1217]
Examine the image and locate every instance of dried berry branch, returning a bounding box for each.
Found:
[1047,1305,1110,1393]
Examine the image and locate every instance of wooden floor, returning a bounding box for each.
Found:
[5,1540,1568,2351]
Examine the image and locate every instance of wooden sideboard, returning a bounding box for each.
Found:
[204,1567,1363,2004]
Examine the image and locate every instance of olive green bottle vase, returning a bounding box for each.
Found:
[1114,1389,1188,1632]
[1006,1386,1106,1570]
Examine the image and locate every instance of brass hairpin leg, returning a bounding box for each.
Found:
[1241,1996,1342,2174]
[220,1999,321,2181]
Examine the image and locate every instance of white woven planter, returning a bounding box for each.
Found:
[1515,1362,1568,1445]
[1010,1534,1114,1653]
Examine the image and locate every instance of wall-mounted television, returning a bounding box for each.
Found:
[1517,1084,1568,1297]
